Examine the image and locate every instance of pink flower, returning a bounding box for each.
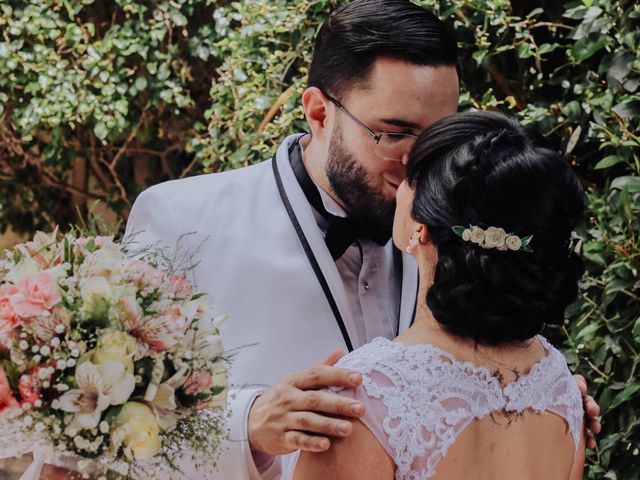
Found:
[18,368,44,406]
[126,309,184,352]
[129,260,165,289]
[0,285,19,335]
[0,365,19,412]
[168,275,193,298]
[9,273,62,317]
[182,371,213,396]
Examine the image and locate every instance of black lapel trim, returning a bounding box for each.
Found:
[271,154,354,352]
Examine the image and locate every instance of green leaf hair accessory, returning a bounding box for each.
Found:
[451,225,533,253]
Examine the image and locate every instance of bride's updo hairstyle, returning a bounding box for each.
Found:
[406,111,585,345]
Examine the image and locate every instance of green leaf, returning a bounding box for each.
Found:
[451,226,466,237]
[608,384,640,411]
[612,101,640,119]
[571,37,607,63]
[134,77,148,91]
[611,176,640,193]
[594,155,625,170]
[633,318,640,343]
[472,49,488,66]
[93,122,108,140]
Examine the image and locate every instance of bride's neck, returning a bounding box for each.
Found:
[406,258,540,361]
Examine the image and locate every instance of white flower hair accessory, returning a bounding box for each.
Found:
[452,225,534,253]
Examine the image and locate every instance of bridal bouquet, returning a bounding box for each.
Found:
[0,230,228,479]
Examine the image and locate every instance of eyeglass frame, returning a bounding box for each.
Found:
[322,91,419,155]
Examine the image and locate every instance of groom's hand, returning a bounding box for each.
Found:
[574,374,601,450]
[248,349,365,456]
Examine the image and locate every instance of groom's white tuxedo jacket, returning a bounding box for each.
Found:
[125,134,418,479]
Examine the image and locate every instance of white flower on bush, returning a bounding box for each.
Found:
[56,361,135,430]
[484,227,507,250]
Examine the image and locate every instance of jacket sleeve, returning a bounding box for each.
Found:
[125,188,282,479]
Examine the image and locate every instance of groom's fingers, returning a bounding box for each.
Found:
[288,411,353,438]
[284,431,331,452]
[290,365,362,390]
[320,348,347,367]
[293,390,364,418]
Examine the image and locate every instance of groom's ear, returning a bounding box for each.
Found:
[302,87,332,140]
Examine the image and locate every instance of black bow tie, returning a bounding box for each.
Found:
[289,139,371,260]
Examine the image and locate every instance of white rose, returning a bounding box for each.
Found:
[505,235,522,251]
[484,227,507,250]
[461,229,472,242]
[469,227,485,245]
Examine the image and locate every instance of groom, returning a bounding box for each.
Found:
[125,1,600,478]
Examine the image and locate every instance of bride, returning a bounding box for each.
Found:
[291,111,586,479]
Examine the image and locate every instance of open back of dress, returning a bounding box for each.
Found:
[326,336,583,480]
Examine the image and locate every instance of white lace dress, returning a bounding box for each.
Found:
[285,336,583,480]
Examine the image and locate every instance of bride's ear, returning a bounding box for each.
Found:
[406,224,429,254]
[416,224,429,246]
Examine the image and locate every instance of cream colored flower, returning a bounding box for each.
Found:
[56,361,135,430]
[144,381,179,431]
[91,331,137,373]
[469,227,485,245]
[111,402,162,461]
[505,235,522,251]
[461,229,471,242]
[79,276,113,319]
[484,227,507,250]
[181,315,227,357]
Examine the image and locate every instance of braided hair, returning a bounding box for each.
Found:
[406,112,585,345]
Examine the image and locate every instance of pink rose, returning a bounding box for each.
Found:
[9,273,62,317]
[18,367,45,406]
[183,371,213,396]
[0,285,19,335]
[0,365,19,412]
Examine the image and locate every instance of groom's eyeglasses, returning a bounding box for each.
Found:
[323,92,418,162]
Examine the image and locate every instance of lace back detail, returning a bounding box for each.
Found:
[333,336,584,480]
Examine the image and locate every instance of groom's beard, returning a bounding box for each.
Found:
[325,124,395,243]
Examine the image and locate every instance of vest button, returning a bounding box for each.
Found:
[363,281,369,290]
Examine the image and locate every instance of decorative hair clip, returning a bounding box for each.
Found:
[451,225,533,253]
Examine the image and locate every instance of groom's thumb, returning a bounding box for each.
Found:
[321,348,347,366]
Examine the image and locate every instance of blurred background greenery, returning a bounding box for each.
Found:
[0,0,638,477]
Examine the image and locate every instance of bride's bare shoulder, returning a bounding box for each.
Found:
[293,419,394,480]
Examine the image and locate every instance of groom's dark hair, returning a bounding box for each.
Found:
[406,112,585,346]
[308,0,459,98]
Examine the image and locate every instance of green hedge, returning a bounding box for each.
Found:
[0,1,638,477]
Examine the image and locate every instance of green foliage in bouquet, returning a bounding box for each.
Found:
[0,0,638,477]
